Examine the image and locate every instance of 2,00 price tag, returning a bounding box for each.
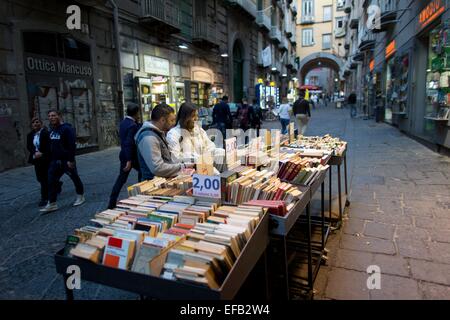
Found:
[192,174,221,199]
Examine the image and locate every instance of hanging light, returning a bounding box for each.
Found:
[178,44,189,49]
[221,53,229,57]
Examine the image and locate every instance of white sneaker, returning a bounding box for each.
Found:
[73,195,86,207]
[39,202,58,213]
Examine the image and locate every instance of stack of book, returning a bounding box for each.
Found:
[161,205,265,289]
[227,168,303,205]
[127,176,193,197]
[278,154,330,186]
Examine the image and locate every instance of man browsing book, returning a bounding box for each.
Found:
[135,103,194,180]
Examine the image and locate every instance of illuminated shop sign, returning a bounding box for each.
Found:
[369,59,375,72]
[385,40,396,60]
[418,0,445,31]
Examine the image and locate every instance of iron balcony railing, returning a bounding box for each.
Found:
[256,10,271,31]
[141,0,180,29]
[227,0,257,18]
[193,18,217,45]
[270,26,282,43]
[300,15,315,24]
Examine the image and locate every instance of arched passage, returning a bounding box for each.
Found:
[299,52,344,85]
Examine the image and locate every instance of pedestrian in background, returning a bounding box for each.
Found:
[293,90,311,135]
[108,103,142,209]
[249,98,263,135]
[236,98,253,131]
[40,110,85,213]
[212,95,233,140]
[27,117,51,207]
[348,92,357,118]
[278,97,291,135]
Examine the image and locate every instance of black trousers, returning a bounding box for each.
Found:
[48,160,84,203]
[34,160,49,201]
[108,160,142,209]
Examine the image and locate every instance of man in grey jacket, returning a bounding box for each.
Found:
[135,103,194,180]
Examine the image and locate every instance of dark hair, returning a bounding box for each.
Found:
[222,95,229,101]
[126,103,139,117]
[47,109,62,116]
[151,103,174,121]
[176,102,197,129]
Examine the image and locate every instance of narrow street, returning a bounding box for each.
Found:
[1,106,449,299]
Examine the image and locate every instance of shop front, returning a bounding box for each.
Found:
[384,40,397,124]
[413,0,450,149]
[185,66,220,128]
[255,79,280,111]
[137,55,172,122]
[23,31,98,150]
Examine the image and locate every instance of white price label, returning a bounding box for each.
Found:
[192,174,221,199]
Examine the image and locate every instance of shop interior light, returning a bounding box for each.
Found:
[335,78,339,82]
[178,44,189,49]
[221,53,229,57]
[282,73,288,77]
[292,77,298,81]
[271,67,277,71]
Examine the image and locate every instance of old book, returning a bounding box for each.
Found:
[103,236,136,270]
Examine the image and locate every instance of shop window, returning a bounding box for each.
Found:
[23,32,59,57]
[23,31,91,62]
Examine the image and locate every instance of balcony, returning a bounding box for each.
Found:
[300,15,315,25]
[291,4,297,16]
[358,29,376,51]
[337,0,345,11]
[271,61,282,73]
[226,0,257,19]
[344,0,352,14]
[285,22,293,38]
[279,36,288,51]
[353,52,364,62]
[373,0,398,33]
[290,36,297,46]
[335,27,346,38]
[140,0,181,34]
[256,11,271,32]
[192,19,218,48]
[270,26,282,43]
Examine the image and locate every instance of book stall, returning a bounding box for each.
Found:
[281,134,349,228]
[54,131,348,300]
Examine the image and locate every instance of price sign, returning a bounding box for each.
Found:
[225,137,237,167]
[192,174,221,199]
[289,123,295,144]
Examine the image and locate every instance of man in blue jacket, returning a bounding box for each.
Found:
[40,110,85,213]
[108,103,142,209]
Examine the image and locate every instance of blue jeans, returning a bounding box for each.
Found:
[280,118,290,134]
[350,104,357,118]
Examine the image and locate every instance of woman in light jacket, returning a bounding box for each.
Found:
[167,103,224,173]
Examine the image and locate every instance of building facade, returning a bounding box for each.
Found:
[0,0,298,171]
[296,0,347,87]
[341,0,450,151]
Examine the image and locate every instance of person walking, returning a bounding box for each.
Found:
[236,98,253,131]
[107,103,142,209]
[212,95,233,140]
[40,110,85,213]
[135,103,194,180]
[278,97,292,135]
[249,98,263,131]
[27,117,51,207]
[292,91,311,135]
[348,92,357,118]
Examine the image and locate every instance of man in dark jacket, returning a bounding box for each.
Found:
[293,90,311,135]
[108,103,142,209]
[40,110,85,213]
[348,92,357,118]
[212,96,233,139]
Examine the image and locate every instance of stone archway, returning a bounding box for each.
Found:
[299,52,344,85]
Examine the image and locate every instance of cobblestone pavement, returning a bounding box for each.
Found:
[1,105,449,300]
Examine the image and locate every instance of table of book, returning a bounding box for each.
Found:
[54,135,344,300]
[55,209,269,300]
